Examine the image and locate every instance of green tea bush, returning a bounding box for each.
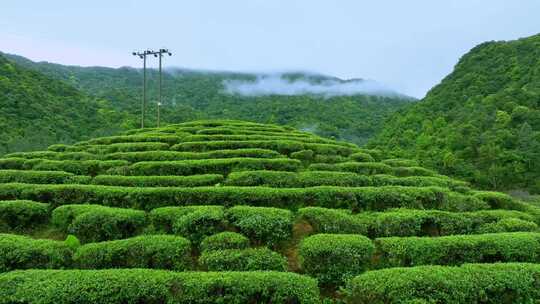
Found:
[0,158,26,170]
[0,170,75,184]
[98,142,170,153]
[335,162,393,175]
[73,235,191,270]
[91,174,224,187]
[31,160,128,176]
[344,263,540,303]
[392,166,437,177]
[349,152,375,162]
[0,183,482,212]
[5,151,58,159]
[225,170,372,187]
[477,217,538,233]
[360,208,535,238]
[183,134,334,145]
[297,207,368,234]
[0,200,49,231]
[172,206,227,243]
[299,234,374,287]
[371,174,470,192]
[226,206,293,247]
[172,140,306,154]
[375,232,540,267]
[149,206,199,232]
[0,234,72,272]
[224,170,299,187]
[51,204,146,243]
[85,135,183,145]
[381,158,419,167]
[199,248,287,271]
[473,191,521,209]
[0,269,320,304]
[290,149,315,162]
[104,148,282,162]
[125,158,301,176]
[200,231,250,252]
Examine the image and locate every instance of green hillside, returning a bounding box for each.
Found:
[370,34,540,193]
[0,54,135,154]
[4,53,414,145]
[2,120,540,302]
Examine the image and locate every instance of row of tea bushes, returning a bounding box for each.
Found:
[344,263,540,304]
[172,140,358,156]
[224,170,468,190]
[0,184,487,212]
[123,158,302,176]
[298,232,540,287]
[309,162,438,178]
[0,232,287,272]
[0,269,320,304]
[104,148,283,162]
[299,207,538,237]
[51,205,147,243]
[0,200,49,231]
[0,159,128,176]
[150,205,293,247]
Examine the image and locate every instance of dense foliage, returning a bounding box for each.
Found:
[0,54,133,154]
[1,120,539,302]
[3,52,414,148]
[370,34,540,193]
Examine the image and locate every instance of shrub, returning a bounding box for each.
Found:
[375,232,540,268]
[91,174,224,187]
[299,234,374,287]
[381,158,419,167]
[335,162,393,175]
[477,217,538,233]
[297,207,368,234]
[0,269,320,304]
[85,135,183,145]
[31,160,128,176]
[0,183,481,212]
[51,205,146,243]
[73,235,191,270]
[291,149,315,161]
[172,140,306,154]
[104,148,282,162]
[172,206,226,243]
[0,234,72,272]
[149,206,200,232]
[392,166,437,177]
[98,142,171,153]
[349,152,375,162]
[371,174,470,192]
[125,158,301,176]
[225,170,299,187]
[300,171,372,187]
[0,170,75,184]
[359,208,534,238]
[199,248,287,271]
[473,191,521,210]
[0,200,49,231]
[226,206,293,247]
[344,263,540,304]
[200,232,250,252]
[0,158,26,170]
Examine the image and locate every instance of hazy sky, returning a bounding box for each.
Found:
[2,1,539,98]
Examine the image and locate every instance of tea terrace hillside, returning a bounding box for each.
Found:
[1,120,540,303]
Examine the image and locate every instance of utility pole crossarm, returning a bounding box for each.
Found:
[132,48,172,129]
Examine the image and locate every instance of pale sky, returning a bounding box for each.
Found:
[1,0,539,98]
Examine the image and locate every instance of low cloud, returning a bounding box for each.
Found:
[223,73,398,97]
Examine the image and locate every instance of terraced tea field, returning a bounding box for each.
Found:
[1,120,540,303]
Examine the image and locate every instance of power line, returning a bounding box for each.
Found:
[132,49,172,128]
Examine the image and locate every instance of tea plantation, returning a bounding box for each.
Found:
[1,119,540,303]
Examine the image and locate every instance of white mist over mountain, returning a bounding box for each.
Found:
[223,74,400,97]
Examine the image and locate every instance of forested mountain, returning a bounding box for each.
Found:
[4,53,414,145]
[370,34,540,193]
[0,54,134,155]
